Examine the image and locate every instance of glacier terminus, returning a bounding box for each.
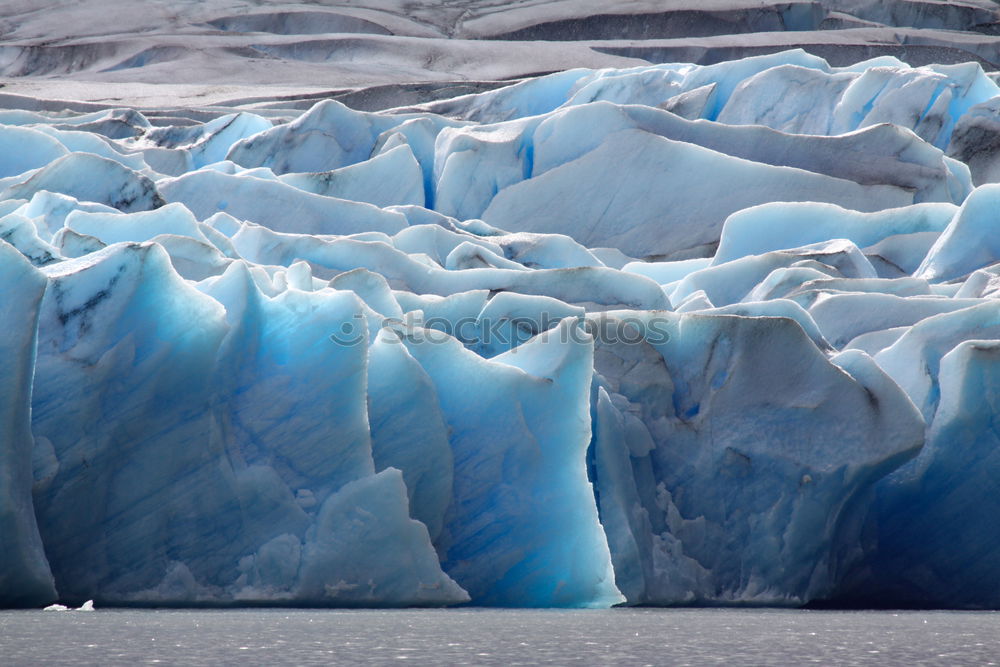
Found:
[4,1,1000,609]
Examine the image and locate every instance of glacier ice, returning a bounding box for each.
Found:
[0,126,68,178]
[916,184,1000,281]
[0,243,57,606]
[4,48,1000,609]
[482,126,913,259]
[279,143,425,209]
[713,202,958,266]
[587,310,923,604]
[159,167,410,236]
[837,339,1000,608]
[1,153,163,213]
[400,319,621,607]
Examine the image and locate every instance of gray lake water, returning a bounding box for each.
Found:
[1,608,998,666]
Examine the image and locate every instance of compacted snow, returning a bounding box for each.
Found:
[4,1,1000,610]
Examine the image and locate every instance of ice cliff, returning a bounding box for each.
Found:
[3,49,1000,608]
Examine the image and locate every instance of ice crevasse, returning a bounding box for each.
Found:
[3,49,1000,608]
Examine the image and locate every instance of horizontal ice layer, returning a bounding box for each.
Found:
[432,109,959,260]
[224,222,670,310]
[205,58,984,260]
[435,99,966,257]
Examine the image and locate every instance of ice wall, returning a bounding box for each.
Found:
[0,244,57,606]
[1,50,1000,608]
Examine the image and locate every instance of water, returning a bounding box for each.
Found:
[2,608,998,665]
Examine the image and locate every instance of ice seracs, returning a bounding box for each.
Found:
[4,48,1000,609]
[401,318,622,607]
[840,339,1000,608]
[588,310,924,605]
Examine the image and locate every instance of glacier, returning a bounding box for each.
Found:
[4,43,1000,609]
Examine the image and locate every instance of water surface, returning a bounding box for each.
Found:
[2,608,998,665]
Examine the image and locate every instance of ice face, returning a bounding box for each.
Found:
[367,330,453,543]
[0,126,68,178]
[588,311,924,605]
[226,100,398,175]
[840,339,1000,608]
[26,245,465,606]
[400,319,622,608]
[0,243,57,607]
[4,48,1000,609]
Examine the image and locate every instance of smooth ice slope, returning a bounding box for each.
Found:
[484,128,912,258]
